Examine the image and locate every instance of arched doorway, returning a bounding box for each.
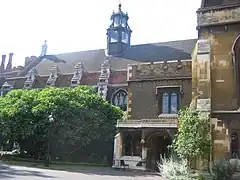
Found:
[233,35,240,106]
[231,132,239,158]
[145,132,172,171]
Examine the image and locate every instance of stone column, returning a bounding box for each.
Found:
[195,39,212,170]
[113,132,123,167]
[141,130,147,169]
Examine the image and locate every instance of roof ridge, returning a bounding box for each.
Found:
[131,38,197,47]
[44,39,197,56]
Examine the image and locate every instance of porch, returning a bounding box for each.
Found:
[113,115,178,171]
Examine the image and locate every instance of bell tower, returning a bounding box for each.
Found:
[106,4,132,56]
[196,0,240,111]
[195,0,240,163]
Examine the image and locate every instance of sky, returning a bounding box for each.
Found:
[0,0,201,67]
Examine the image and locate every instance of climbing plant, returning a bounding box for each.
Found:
[173,108,211,162]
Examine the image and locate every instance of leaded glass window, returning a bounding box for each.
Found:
[162,93,169,114]
[112,89,128,111]
[161,92,179,114]
[170,93,178,114]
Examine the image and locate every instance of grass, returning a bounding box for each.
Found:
[1,159,111,172]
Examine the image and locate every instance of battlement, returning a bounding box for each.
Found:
[127,59,192,81]
[197,4,240,27]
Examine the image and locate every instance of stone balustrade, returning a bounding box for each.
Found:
[117,116,178,128]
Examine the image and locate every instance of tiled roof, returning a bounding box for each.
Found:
[201,0,240,8]
[19,39,196,76]
[34,76,49,88]
[81,72,100,86]
[109,70,127,84]
[0,71,20,78]
[5,77,26,89]
[55,74,73,87]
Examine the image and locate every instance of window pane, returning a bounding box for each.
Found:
[121,18,126,27]
[114,16,120,26]
[122,32,128,44]
[170,93,178,114]
[162,93,169,114]
[111,31,119,43]
[112,90,128,111]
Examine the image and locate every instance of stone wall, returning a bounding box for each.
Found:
[198,4,240,27]
[127,61,192,120]
[128,60,191,81]
[199,24,240,110]
[211,118,230,159]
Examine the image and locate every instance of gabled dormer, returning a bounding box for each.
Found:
[24,68,38,89]
[1,82,13,96]
[98,59,111,100]
[70,62,84,87]
[46,65,60,87]
[107,4,132,56]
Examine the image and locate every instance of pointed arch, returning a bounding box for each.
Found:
[111,88,128,111]
[231,132,239,157]
[232,34,240,107]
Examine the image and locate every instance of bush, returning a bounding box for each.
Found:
[211,159,236,180]
[158,157,195,180]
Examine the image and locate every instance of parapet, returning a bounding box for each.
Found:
[127,59,192,81]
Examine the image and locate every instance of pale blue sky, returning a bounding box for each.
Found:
[0,0,201,66]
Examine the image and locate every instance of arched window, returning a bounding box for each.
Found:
[233,35,240,107]
[112,89,128,111]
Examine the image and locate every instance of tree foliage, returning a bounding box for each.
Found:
[0,86,123,163]
[173,108,210,161]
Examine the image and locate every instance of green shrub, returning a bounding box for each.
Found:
[158,157,195,180]
[211,159,236,180]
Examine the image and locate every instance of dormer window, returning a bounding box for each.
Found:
[71,81,77,84]
[1,82,13,96]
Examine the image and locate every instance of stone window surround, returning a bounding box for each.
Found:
[111,88,128,111]
[156,85,181,116]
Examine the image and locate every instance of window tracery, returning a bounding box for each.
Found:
[112,89,128,111]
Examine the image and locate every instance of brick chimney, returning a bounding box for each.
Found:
[0,55,6,73]
[6,53,13,72]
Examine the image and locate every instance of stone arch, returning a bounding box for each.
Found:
[232,35,240,107]
[145,131,173,171]
[111,88,128,111]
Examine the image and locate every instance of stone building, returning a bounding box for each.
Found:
[0,4,195,115]
[1,1,240,171]
[113,0,240,171]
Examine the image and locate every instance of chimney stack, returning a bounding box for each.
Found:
[6,53,13,72]
[0,55,6,73]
